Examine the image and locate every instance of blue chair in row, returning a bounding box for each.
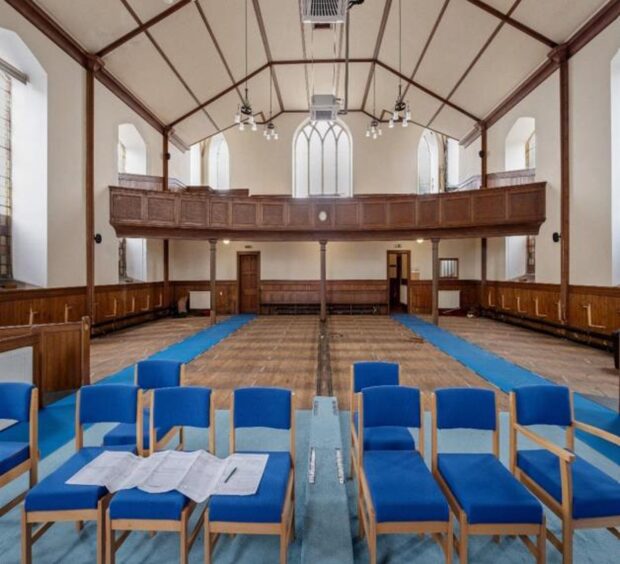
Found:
[349,362,414,478]
[205,387,296,564]
[357,385,452,564]
[431,388,546,564]
[103,360,184,455]
[510,385,620,564]
[106,386,215,564]
[0,383,38,518]
[21,385,143,564]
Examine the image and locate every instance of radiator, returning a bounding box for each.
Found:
[189,290,211,310]
[438,290,460,309]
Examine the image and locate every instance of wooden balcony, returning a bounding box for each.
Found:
[109,182,546,241]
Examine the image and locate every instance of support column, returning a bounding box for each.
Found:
[479,122,488,310]
[480,238,488,308]
[210,239,217,325]
[431,238,440,325]
[558,50,570,324]
[162,130,170,310]
[319,241,327,322]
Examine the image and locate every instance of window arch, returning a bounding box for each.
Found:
[417,129,438,194]
[293,120,352,198]
[208,133,229,189]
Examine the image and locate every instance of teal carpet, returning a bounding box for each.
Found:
[394,314,620,464]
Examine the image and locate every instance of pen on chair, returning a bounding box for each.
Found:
[223,466,237,483]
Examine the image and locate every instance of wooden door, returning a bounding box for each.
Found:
[238,253,260,313]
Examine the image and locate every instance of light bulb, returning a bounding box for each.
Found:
[251,122,257,131]
[239,122,245,131]
[366,129,370,138]
[372,132,377,139]
[388,119,394,129]
[392,110,398,120]
[234,107,241,124]
[378,128,383,136]
[402,119,408,128]
[274,133,278,140]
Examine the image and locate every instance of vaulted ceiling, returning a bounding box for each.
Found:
[31,0,609,146]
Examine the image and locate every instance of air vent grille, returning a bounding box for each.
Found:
[302,0,347,23]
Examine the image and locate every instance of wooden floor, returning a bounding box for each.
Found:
[89,314,617,412]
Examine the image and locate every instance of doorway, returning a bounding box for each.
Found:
[237,252,260,313]
[386,250,410,314]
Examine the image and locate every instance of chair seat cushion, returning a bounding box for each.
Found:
[517,449,620,519]
[209,452,290,524]
[438,453,542,525]
[353,413,416,451]
[364,451,449,523]
[0,441,29,476]
[109,488,189,521]
[25,446,135,512]
[103,420,174,450]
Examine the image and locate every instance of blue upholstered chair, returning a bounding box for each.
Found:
[103,360,184,455]
[106,386,214,564]
[357,386,452,564]
[431,388,546,564]
[205,387,295,564]
[0,383,38,518]
[22,384,143,564]
[510,385,620,564]
[350,362,412,478]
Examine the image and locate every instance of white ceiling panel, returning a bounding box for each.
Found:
[513,0,608,43]
[148,5,233,102]
[378,0,447,78]
[451,26,548,118]
[173,111,217,146]
[126,0,182,22]
[198,0,267,81]
[429,105,477,141]
[337,62,372,111]
[104,34,198,123]
[301,22,345,60]
[348,0,388,59]
[474,0,518,13]
[259,0,304,60]
[414,0,500,98]
[276,65,309,110]
[36,0,137,52]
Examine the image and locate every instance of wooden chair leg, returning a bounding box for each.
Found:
[357,496,365,539]
[537,519,546,564]
[368,513,377,564]
[179,427,185,451]
[76,521,83,532]
[21,510,32,564]
[562,521,573,564]
[105,512,114,564]
[204,517,212,564]
[279,527,288,564]
[97,504,105,564]
[458,513,468,564]
[180,512,189,564]
[445,519,453,564]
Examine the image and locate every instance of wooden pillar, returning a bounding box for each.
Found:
[480,237,488,308]
[162,130,170,309]
[558,49,570,324]
[210,239,217,325]
[479,121,488,309]
[319,241,327,322]
[84,60,98,324]
[431,238,440,325]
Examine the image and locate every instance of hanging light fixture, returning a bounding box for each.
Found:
[366,67,382,139]
[263,67,279,141]
[388,0,411,129]
[234,0,256,132]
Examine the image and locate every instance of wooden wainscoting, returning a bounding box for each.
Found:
[408,280,480,315]
[0,317,89,394]
[172,280,238,315]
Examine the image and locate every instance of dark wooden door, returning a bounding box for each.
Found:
[238,253,260,313]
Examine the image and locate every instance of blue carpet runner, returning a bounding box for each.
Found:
[0,315,255,458]
[393,314,620,464]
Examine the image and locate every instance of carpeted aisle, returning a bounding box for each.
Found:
[394,314,620,464]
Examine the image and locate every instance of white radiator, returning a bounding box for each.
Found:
[189,290,211,310]
[438,290,460,309]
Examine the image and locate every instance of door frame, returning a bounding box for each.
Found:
[236,251,261,314]
[386,250,411,315]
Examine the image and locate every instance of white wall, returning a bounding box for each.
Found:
[612,49,620,286]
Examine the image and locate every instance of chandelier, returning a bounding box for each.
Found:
[388,0,411,129]
[366,68,382,139]
[264,67,279,140]
[233,0,256,132]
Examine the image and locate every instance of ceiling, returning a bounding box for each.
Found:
[31,0,609,145]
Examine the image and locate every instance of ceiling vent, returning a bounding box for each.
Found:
[310,94,341,121]
[301,0,347,24]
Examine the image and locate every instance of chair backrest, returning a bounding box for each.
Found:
[352,362,399,393]
[513,385,572,427]
[432,388,498,468]
[135,360,183,389]
[0,382,35,422]
[151,387,214,453]
[231,387,294,458]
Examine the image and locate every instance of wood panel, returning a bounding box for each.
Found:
[171,281,238,315]
[110,182,547,241]
[237,253,260,314]
[408,280,481,314]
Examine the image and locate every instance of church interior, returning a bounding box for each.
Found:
[0,0,619,563]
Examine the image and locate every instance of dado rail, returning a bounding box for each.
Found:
[109,183,546,241]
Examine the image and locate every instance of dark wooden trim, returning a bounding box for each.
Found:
[431,238,440,324]
[385,249,411,314]
[559,54,570,324]
[319,242,327,322]
[96,0,193,58]
[567,0,620,57]
[162,130,170,309]
[209,239,217,324]
[85,66,95,323]
[361,0,393,110]
[236,251,261,315]
[465,0,557,48]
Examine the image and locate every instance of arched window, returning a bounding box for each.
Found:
[208,133,229,189]
[190,141,204,185]
[0,71,12,280]
[445,138,460,190]
[525,131,536,169]
[505,117,535,171]
[293,120,352,198]
[417,129,438,194]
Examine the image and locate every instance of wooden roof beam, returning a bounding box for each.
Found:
[97,0,194,58]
